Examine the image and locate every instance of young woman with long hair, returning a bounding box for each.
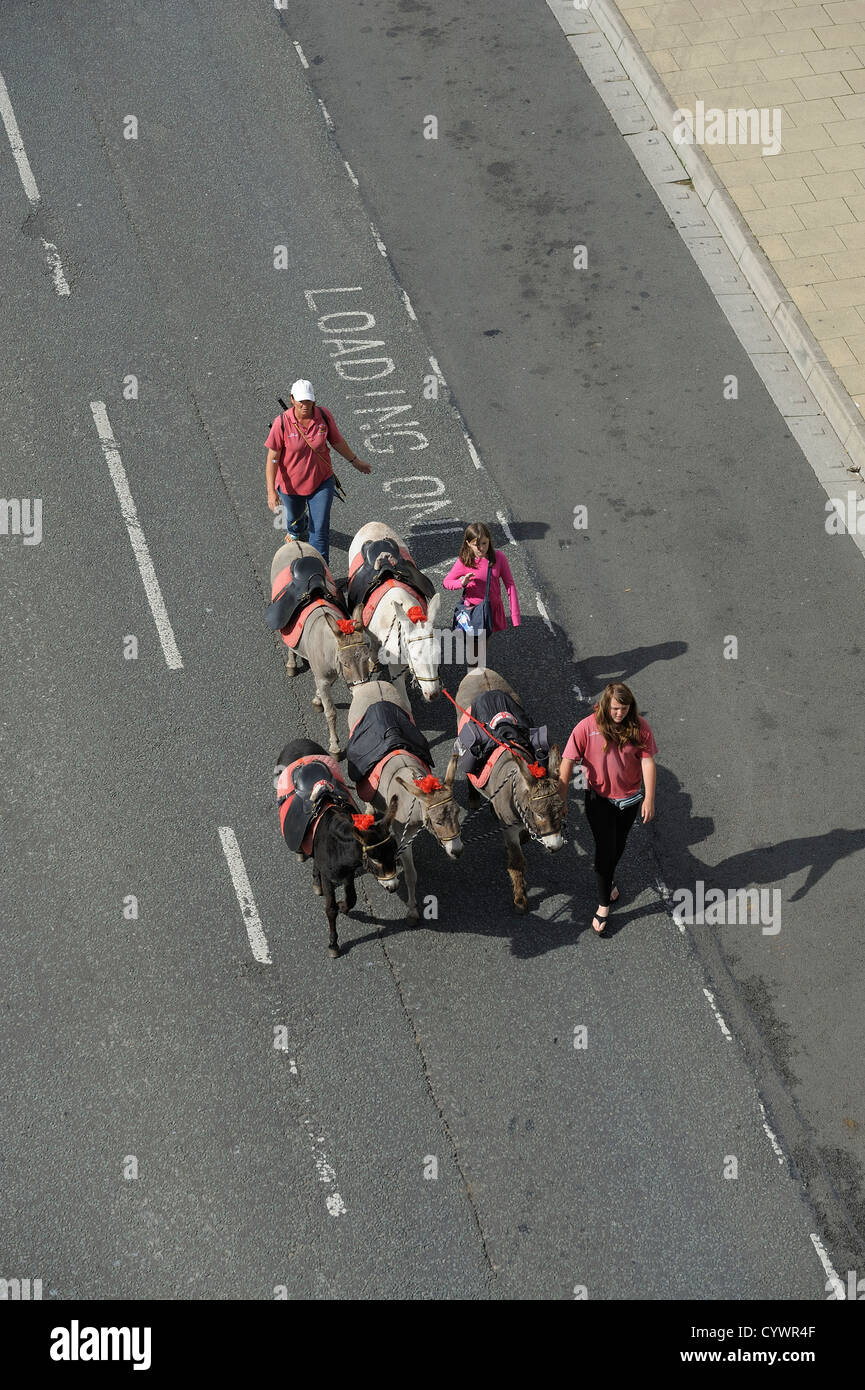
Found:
[558,682,657,935]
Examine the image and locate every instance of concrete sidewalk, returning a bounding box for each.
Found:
[548,0,865,470]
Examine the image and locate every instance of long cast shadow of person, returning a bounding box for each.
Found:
[633,764,865,912]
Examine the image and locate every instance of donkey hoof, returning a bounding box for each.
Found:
[406,908,420,925]
[295,852,305,864]
[514,899,528,915]
[328,945,340,959]
[313,883,323,896]
[312,695,323,710]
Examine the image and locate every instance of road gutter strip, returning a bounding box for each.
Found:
[545,0,865,556]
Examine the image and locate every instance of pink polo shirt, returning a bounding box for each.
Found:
[265,405,345,496]
[564,714,657,800]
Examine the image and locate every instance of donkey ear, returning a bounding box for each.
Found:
[390,594,407,619]
[352,602,364,627]
[426,592,441,626]
[385,794,400,823]
[394,773,422,797]
[444,750,458,790]
[548,744,561,777]
[323,610,342,635]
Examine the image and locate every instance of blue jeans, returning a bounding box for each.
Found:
[277,475,336,563]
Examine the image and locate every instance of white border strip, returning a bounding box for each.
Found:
[90,401,183,670]
[218,826,271,965]
[293,40,309,69]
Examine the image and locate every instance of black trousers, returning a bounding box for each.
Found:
[584,788,642,907]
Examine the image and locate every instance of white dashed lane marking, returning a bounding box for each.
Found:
[293,40,309,69]
[288,1060,348,1217]
[218,826,271,965]
[810,1233,843,1297]
[90,401,183,670]
[702,987,733,1041]
[0,68,72,295]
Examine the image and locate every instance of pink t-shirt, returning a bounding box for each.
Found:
[564,714,657,800]
[265,405,344,496]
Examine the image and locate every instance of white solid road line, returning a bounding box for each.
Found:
[0,69,40,204]
[0,69,72,296]
[217,827,272,965]
[810,1233,843,1297]
[293,40,309,69]
[89,401,183,670]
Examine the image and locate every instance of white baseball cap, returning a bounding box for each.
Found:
[290,379,315,401]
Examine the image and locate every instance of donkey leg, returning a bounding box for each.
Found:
[312,863,323,896]
[504,825,528,914]
[318,679,343,759]
[400,844,419,923]
[339,876,357,915]
[285,648,299,678]
[322,878,340,958]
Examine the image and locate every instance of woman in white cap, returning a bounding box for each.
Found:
[265,380,371,563]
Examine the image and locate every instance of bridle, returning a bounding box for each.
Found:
[398,784,461,852]
[336,628,383,688]
[489,759,565,844]
[380,610,441,693]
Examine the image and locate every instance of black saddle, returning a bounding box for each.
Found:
[455,690,549,777]
[347,537,435,612]
[347,701,433,785]
[266,555,339,632]
[279,759,353,853]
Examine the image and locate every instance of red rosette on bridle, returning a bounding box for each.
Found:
[414,774,443,794]
[406,605,426,624]
[352,813,375,830]
[528,763,546,779]
[337,618,357,634]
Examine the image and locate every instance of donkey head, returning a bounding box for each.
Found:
[324,604,380,689]
[388,593,442,702]
[352,797,400,890]
[512,745,565,851]
[395,752,463,858]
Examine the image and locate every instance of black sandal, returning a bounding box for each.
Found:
[591,911,610,936]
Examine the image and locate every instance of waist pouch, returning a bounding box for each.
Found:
[589,787,645,810]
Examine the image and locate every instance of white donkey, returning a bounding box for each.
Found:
[348,523,442,702]
[270,541,379,759]
[348,679,463,922]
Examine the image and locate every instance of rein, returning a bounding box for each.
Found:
[441,689,564,843]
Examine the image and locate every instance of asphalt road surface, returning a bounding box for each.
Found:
[1,0,864,1300]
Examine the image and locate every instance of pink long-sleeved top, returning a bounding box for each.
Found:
[442,550,521,633]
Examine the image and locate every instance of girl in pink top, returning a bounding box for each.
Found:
[558,682,657,936]
[442,522,521,635]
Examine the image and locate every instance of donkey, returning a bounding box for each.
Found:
[270,541,380,759]
[347,679,463,922]
[453,668,564,912]
[277,738,400,958]
[347,523,442,703]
